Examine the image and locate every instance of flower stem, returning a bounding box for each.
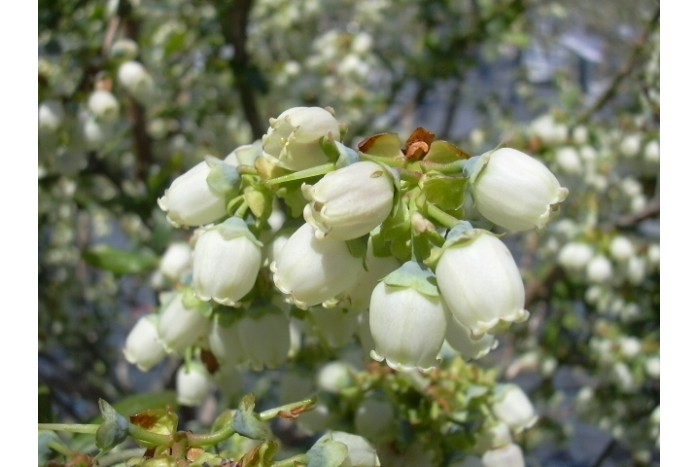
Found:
[424,202,461,229]
[265,163,335,186]
[38,423,100,434]
[187,422,235,447]
[128,423,172,446]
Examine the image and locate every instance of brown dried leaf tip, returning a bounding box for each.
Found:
[403,127,436,161]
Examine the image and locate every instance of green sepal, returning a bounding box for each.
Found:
[423,140,471,164]
[358,132,404,160]
[421,174,468,214]
[181,287,214,318]
[442,221,478,249]
[83,246,158,276]
[382,260,439,297]
[243,185,271,220]
[206,156,241,196]
[334,141,360,168]
[212,305,244,328]
[276,183,308,218]
[212,217,263,246]
[210,410,235,435]
[128,407,179,448]
[321,134,341,163]
[462,153,488,180]
[239,440,279,467]
[307,438,350,467]
[95,399,129,453]
[411,231,433,264]
[232,395,273,440]
[346,236,369,263]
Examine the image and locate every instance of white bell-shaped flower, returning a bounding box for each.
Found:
[586,255,613,283]
[157,293,210,354]
[262,106,340,171]
[193,218,262,306]
[302,161,394,241]
[158,242,192,282]
[491,384,538,433]
[87,90,120,122]
[39,100,65,134]
[468,148,568,232]
[123,315,168,371]
[444,314,498,360]
[313,431,380,467]
[176,362,214,407]
[354,394,395,443]
[481,444,525,467]
[609,235,635,261]
[208,320,247,365]
[436,227,528,337]
[344,246,401,311]
[369,262,448,371]
[271,223,363,309]
[309,307,360,348]
[158,158,238,228]
[557,241,594,271]
[236,306,290,370]
[117,61,155,104]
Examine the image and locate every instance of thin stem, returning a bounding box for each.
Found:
[188,423,235,448]
[359,152,406,168]
[265,163,335,186]
[272,454,309,467]
[424,202,461,229]
[128,424,172,446]
[96,448,147,467]
[259,398,316,421]
[47,440,75,458]
[38,423,100,434]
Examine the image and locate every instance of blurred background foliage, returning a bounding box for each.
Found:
[38,0,659,465]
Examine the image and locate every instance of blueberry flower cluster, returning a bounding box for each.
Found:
[123,106,567,406]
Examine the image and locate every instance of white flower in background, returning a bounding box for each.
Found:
[647,244,660,266]
[110,38,139,60]
[176,362,213,406]
[586,255,613,283]
[302,161,394,241]
[81,117,110,150]
[271,223,363,309]
[313,431,380,467]
[555,146,583,175]
[309,307,360,348]
[208,320,247,365]
[572,125,588,144]
[644,140,660,163]
[436,228,528,337]
[558,241,594,271]
[609,235,635,261]
[492,384,538,433]
[39,100,65,133]
[481,444,525,467]
[87,89,119,122]
[158,158,238,228]
[158,242,192,282]
[475,421,512,453]
[626,256,646,285]
[236,307,290,370]
[214,363,245,402]
[530,114,567,145]
[620,133,642,157]
[123,315,167,371]
[618,336,642,359]
[354,395,394,443]
[317,361,355,394]
[157,293,209,354]
[611,361,638,393]
[262,107,340,171]
[444,313,498,360]
[192,218,262,306]
[468,148,568,232]
[351,31,373,53]
[369,262,448,371]
[117,61,155,104]
[646,356,660,379]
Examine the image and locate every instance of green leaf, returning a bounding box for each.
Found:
[83,246,158,276]
[129,407,179,439]
[96,400,129,453]
[423,140,470,164]
[232,395,273,440]
[243,186,270,219]
[358,132,404,159]
[307,438,349,467]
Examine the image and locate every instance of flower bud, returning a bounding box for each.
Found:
[369,262,448,371]
[159,242,192,282]
[192,218,262,306]
[158,159,238,228]
[176,362,213,406]
[317,361,355,393]
[481,444,525,467]
[39,100,65,134]
[271,223,363,309]
[436,228,528,337]
[117,61,154,104]
[354,394,394,443]
[123,315,168,371]
[302,161,394,240]
[157,293,209,354]
[87,90,120,122]
[262,107,340,171]
[468,148,568,232]
[492,384,538,433]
